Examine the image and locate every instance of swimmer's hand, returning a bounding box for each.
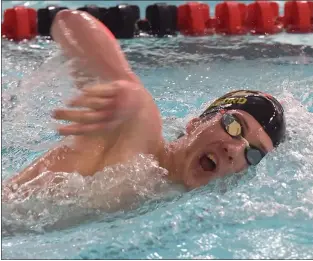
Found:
[52,80,145,136]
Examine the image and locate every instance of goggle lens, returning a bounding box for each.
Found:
[245,147,264,165]
[222,114,242,138]
[221,113,264,166]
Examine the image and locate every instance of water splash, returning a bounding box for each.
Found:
[2,34,313,259]
[2,154,176,236]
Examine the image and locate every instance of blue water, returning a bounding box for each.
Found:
[2,1,313,259]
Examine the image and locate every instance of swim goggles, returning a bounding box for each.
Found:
[221,113,265,166]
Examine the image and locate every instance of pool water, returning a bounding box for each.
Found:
[2,1,313,259]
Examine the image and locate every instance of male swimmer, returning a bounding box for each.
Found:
[3,10,286,199]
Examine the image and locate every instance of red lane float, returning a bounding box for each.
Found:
[309,1,313,19]
[284,1,313,33]
[2,1,313,42]
[177,2,213,36]
[214,1,247,35]
[246,1,283,34]
[2,6,37,41]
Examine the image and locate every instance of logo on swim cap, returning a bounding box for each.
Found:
[200,90,286,147]
[208,96,248,108]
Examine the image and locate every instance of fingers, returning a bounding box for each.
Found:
[52,108,114,124]
[82,86,117,97]
[51,81,137,136]
[56,121,120,136]
[67,96,115,110]
[81,82,123,97]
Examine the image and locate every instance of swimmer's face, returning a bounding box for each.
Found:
[178,109,274,190]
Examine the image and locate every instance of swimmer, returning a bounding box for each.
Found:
[2,10,286,200]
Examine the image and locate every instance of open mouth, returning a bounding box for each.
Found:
[199,153,217,172]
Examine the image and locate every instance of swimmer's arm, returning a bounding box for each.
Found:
[3,81,153,190]
[3,136,109,191]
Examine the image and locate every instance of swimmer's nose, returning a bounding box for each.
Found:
[222,139,246,163]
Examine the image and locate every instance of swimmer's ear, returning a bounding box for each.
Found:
[186,117,201,134]
[51,10,140,85]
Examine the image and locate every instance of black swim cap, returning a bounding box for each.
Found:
[200,90,286,147]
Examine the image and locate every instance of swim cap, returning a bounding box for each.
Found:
[200,90,286,147]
